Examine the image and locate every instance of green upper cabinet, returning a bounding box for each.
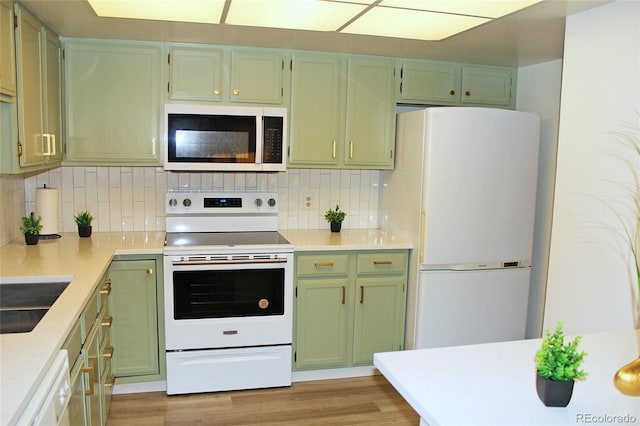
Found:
[460,65,515,106]
[0,1,16,100]
[168,45,284,105]
[343,57,396,168]
[64,39,162,165]
[288,53,396,169]
[400,60,516,109]
[229,49,284,104]
[399,60,460,104]
[169,46,223,102]
[289,52,344,167]
[13,4,62,170]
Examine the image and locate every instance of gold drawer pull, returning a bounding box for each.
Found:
[81,367,94,395]
[99,283,111,295]
[341,286,346,305]
[101,315,113,327]
[103,346,114,359]
[147,268,153,275]
[105,374,116,387]
[373,260,393,265]
[214,87,221,95]
[360,286,364,304]
[314,262,334,267]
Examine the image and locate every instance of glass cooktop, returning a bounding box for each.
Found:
[164,231,291,248]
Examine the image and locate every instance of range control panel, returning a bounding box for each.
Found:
[166,192,278,215]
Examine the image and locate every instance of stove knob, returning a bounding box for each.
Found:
[183,198,192,207]
[168,198,177,207]
[255,198,263,207]
[268,198,276,207]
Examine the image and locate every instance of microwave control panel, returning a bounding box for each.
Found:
[263,116,283,164]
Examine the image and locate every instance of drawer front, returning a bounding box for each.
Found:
[98,297,111,345]
[297,254,349,276]
[62,320,82,367]
[80,293,98,341]
[356,252,407,275]
[97,275,112,311]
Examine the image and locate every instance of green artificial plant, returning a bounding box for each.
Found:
[324,205,346,224]
[20,212,43,235]
[535,322,588,382]
[74,210,94,227]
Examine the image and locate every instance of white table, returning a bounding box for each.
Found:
[374,330,640,425]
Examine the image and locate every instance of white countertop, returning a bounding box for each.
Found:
[0,232,165,425]
[374,330,640,426]
[0,228,408,424]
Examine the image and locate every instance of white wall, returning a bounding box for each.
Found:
[545,0,640,334]
[516,59,562,338]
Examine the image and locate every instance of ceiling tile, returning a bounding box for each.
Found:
[88,0,226,24]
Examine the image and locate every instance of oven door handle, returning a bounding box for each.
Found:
[172,258,288,266]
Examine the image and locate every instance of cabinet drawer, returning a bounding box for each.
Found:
[62,320,82,368]
[80,292,98,341]
[98,298,111,345]
[297,254,349,276]
[356,252,407,274]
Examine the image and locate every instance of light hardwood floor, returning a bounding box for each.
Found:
[106,375,419,425]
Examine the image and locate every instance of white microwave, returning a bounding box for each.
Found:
[164,104,287,172]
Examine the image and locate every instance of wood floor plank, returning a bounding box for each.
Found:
[107,375,419,425]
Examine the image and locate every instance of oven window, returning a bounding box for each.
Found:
[167,114,256,163]
[173,269,285,319]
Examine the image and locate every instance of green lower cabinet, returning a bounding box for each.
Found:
[108,256,165,383]
[294,250,407,371]
[82,324,101,426]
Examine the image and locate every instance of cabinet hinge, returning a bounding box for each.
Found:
[17,142,22,157]
[400,81,403,94]
[390,150,393,159]
[281,60,284,70]
[294,352,297,362]
[13,14,17,29]
[281,87,283,97]
[167,53,170,64]
[62,48,65,60]
[295,286,297,297]
[289,59,292,72]
[287,145,290,159]
[167,81,170,93]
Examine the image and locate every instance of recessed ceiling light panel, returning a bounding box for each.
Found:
[342,7,490,41]
[88,0,226,24]
[226,0,368,32]
[379,0,542,19]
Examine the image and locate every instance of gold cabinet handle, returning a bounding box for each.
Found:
[349,140,353,159]
[147,268,153,275]
[105,374,116,388]
[373,260,393,265]
[233,88,240,95]
[99,283,111,295]
[341,286,346,305]
[360,286,364,304]
[332,140,336,159]
[101,315,113,327]
[81,367,94,395]
[314,262,334,267]
[103,346,114,359]
[214,87,221,95]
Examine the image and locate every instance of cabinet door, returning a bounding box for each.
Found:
[43,29,62,164]
[295,278,349,369]
[352,276,405,365]
[230,49,283,104]
[400,61,460,104]
[461,65,514,106]
[65,40,162,164]
[0,1,16,98]
[15,5,44,168]
[68,353,88,426]
[82,324,101,426]
[169,46,223,101]
[344,57,396,168]
[109,259,160,378]
[289,53,344,167]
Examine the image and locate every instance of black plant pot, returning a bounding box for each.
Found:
[330,222,342,232]
[536,375,575,407]
[24,233,39,245]
[78,225,92,238]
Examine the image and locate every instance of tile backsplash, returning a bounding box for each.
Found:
[1,167,381,243]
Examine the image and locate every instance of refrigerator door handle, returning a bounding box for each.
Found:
[419,209,426,264]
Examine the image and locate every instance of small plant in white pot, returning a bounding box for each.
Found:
[324,205,346,232]
[535,322,587,407]
[74,211,93,238]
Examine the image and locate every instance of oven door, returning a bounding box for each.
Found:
[164,253,293,351]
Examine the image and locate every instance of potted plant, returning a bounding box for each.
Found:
[535,321,587,407]
[324,205,346,232]
[20,212,42,245]
[74,210,93,237]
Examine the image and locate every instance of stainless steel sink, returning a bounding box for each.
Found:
[0,278,71,334]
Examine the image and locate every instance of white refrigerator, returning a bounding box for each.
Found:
[381,107,540,349]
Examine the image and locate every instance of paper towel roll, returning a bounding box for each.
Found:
[35,186,59,235]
